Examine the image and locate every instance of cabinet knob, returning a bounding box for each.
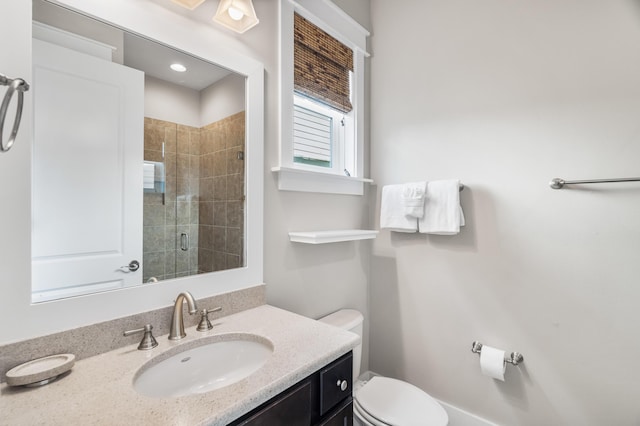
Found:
[336,379,348,391]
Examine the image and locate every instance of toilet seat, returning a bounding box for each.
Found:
[354,376,448,426]
[354,398,385,425]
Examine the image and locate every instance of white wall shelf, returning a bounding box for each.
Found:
[288,229,378,244]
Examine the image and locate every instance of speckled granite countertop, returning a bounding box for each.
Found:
[0,305,359,425]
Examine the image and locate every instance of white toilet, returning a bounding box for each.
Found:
[319,309,448,426]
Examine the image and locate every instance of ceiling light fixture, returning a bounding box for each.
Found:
[227,6,244,21]
[170,63,187,72]
[213,0,259,34]
[170,0,206,11]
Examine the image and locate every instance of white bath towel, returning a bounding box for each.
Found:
[401,181,427,218]
[380,184,418,232]
[418,180,465,235]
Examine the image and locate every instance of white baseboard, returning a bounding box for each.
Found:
[437,400,500,426]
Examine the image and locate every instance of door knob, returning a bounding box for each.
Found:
[120,260,140,272]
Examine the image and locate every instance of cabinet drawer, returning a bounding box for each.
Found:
[319,353,353,416]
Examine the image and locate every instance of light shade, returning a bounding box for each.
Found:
[213,0,259,34]
[170,0,206,10]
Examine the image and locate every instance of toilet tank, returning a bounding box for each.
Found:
[318,309,363,382]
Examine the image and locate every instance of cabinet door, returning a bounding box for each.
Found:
[236,381,311,426]
[318,399,353,426]
[319,353,352,416]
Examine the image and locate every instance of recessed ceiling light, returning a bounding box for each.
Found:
[170,63,187,72]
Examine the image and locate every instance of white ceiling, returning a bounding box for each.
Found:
[153,0,223,27]
[123,32,232,92]
[34,0,234,92]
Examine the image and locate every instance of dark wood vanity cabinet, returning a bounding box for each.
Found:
[229,351,353,426]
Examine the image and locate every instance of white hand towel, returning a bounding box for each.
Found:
[418,180,465,235]
[401,181,427,218]
[143,162,155,189]
[380,184,418,232]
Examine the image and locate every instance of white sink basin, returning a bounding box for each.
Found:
[133,333,273,398]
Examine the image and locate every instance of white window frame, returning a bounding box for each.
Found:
[274,0,371,195]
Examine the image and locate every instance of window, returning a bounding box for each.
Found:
[293,99,336,169]
[293,94,353,172]
[275,0,370,195]
[292,12,353,174]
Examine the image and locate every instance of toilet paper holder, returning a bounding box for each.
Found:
[471,341,524,366]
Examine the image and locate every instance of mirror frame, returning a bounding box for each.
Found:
[0,0,263,343]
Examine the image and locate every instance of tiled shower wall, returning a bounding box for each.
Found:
[142,112,245,282]
[198,112,245,273]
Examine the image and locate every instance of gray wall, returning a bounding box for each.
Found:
[331,0,371,30]
[369,0,640,425]
[252,0,373,374]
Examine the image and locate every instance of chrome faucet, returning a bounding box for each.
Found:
[168,291,198,340]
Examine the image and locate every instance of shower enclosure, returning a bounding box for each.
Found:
[142,112,245,282]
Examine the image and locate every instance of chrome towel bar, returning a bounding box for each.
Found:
[471,341,524,366]
[0,73,30,153]
[550,177,640,189]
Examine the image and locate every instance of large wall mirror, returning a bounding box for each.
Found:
[32,0,250,302]
[0,0,263,342]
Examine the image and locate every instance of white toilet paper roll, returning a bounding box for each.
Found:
[480,345,506,381]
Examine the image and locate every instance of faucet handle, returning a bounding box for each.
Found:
[124,324,158,350]
[197,307,222,332]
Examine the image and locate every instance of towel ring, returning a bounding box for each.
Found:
[0,74,30,153]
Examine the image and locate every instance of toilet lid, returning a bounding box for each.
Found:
[355,376,448,426]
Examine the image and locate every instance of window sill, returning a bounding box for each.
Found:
[289,229,378,244]
[271,166,373,195]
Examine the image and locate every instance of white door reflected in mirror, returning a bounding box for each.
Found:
[32,36,144,302]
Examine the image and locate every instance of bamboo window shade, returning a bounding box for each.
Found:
[294,13,353,113]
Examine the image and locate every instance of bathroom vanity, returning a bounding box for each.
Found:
[230,351,353,425]
[0,305,359,425]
